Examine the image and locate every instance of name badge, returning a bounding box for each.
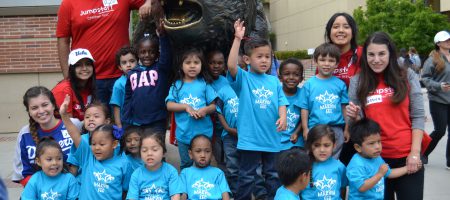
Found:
[367,94,382,105]
[103,0,118,7]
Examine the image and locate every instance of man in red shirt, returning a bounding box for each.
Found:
[56,0,153,104]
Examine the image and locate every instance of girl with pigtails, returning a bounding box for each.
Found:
[12,86,82,187]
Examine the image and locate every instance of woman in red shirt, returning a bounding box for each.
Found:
[324,13,363,165]
[52,49,96,121]
[347,32,424,200]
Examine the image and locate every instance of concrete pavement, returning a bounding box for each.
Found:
[2,89,450,199]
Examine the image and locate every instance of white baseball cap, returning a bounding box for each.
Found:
[68,48,95,65]
[434,31,450,44]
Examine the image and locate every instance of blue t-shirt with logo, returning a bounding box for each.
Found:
[227,67,289,152]
[22,171,79,200]
[74,137,133,200]
[274,186,300,200]
[127,162,182,200]
[297,76,348,128]
[301,158,347,200]
[67,133,89,167]
[280,89,303,150]
[123,153,143,172]
[180,166,230,200]
[165,78,217,145]
[214,77,239,138]
[110,75,127,110]
[347,153,391,200]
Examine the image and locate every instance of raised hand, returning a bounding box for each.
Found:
[234,19,245,40]
[59,94,70,117]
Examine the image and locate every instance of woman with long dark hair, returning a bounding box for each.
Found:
[347,32,425,200]
[324,12,363,165]
[12,86,82,187]
[52,49,96,121]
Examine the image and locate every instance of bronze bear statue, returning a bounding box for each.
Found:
[133,0,269,58]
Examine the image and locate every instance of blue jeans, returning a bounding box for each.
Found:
[222,135,239,195]
[330,125,344,159]
[95,77,118,105]
[236,150,280,200]
[178,142,193,170]
[223,135,267,198]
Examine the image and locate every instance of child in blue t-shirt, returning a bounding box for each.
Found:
[120,125,143,171]
[206,49,228,176]
[278,58,304,151]
[65,101,113,177]
[60,96,132,200]
[110,46,138,128]
[166,48,217,170]
[275,148,311,200]
[21,137,79,200]
[180,135,231,200]
[127,132,182,199]
[206,49,240,196]
[301,125,347,200]
[227,19,289,200]
[298,43,349,158]
[347,118,409,200]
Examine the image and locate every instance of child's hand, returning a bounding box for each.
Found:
[303,129,309,141]
[195,107,208,119]
[344,129,350,143]
[59,94,70,117]
[290,132,298,144]
[377,164,389,176]
[185,105,199,119]
[233,19,245,40]
[346,102,361,121]
[228,128,238,137]
[156,18,165,36]
[276,117,287,132]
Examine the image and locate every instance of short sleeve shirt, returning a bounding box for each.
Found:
[227,68,289,152]
[127,162,182,200]
[297,76,348,128]
[165,78,217,144]
[180,166,230,200]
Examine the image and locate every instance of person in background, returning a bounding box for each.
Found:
[409,47,421,74]
[421,30,450,167]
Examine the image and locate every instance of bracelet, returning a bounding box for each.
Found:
[411,156,418,160]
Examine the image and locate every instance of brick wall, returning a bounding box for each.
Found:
[0,15,61,73]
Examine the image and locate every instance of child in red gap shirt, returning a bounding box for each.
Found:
[52,48,96,121]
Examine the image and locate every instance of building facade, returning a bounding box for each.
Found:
[0,0,62,132]
[270,0,450,51]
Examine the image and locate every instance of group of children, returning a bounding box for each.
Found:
[18,19,414,200]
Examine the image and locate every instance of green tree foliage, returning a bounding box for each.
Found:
[353,0,450,56]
